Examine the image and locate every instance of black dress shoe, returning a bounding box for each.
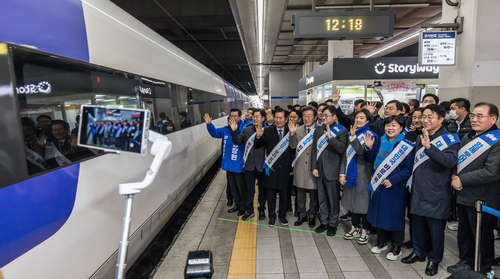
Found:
[228,206,239,213]
[401,252,426,264]
[227,200,233,206]
[294,217,307,226]
[425,261,439,276]
[259,210,266,220]
[308,217,316,228]
[315,224,328,233]
[327,226,337,236]
[237,210,246,216]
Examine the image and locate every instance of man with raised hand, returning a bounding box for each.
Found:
[311,105,349,236]
[254,107,294,227]
[401,105,460,277]
[204,109,246,216]
[289,106,319,228]
[447,103,500,275]
[230,109,267,221]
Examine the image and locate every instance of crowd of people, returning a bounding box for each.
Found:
[205,91,500,277]
[84,120,143,152]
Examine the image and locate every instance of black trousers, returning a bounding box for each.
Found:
[412,214,447,263]
[377,229,404,245]
[450,189,458,222]
[316,176,340,227]
[296,187,318,219]
[244,169,265,213]
[457,204,497,271]
[267,188,287,219]
[226,172,233,202]
[406,190,413,242]
[227,171,246,211]
[352,213,369,229]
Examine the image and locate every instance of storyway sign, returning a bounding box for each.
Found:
[419,31,456,66]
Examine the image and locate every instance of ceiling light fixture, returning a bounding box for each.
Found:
[363,28,432,58]
[258,0,264,64]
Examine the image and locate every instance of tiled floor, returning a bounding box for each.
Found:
[153,169,500,279]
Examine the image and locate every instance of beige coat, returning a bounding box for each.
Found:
[290,123,318,190]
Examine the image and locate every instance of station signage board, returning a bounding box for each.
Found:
[293,11,394,39]
[419,31,456,66]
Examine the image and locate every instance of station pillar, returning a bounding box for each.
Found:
[328,40,353,60]
[438,0,500,108]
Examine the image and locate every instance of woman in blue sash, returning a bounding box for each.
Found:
[363,115,414,261]
[339,109,374,245]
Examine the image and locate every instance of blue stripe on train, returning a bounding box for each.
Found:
[0,164,80,267]
[0,0,89,62]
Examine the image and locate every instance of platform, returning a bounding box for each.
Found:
[153,169,500,279]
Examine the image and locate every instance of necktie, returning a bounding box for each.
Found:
[58,141,62,151]
[279,129,282,140]
[307,128,310,134]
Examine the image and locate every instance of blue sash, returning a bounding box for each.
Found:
[292,126,316,168]
[407,133,460,188]
[368,139,415,192]
[263,132,290,176]
[457,129,500,174]
[403,126,410,135]
[316,124,346,160]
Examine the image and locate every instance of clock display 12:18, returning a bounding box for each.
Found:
[326,19,362,31]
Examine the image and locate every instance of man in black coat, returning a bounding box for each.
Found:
[231,109,267,221]
[447,102,500,274]
[401,105,460,276]
[254,108,294,227]
[311,105,349,236]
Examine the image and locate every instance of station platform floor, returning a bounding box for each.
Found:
[153,169,500,279]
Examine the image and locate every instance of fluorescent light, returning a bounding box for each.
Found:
[363,28,433,58]
[258,0,264,64]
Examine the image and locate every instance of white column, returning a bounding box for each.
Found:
[439,0,500,109]
[328,40,354,60]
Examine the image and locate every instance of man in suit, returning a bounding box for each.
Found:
[311,105,349,236]
[230,108,267,220]
[289,106,319,227]
[52,120,74,155]
[254,107,294,227]
[179,111,192,129]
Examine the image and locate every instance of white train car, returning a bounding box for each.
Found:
[0,0,249,278]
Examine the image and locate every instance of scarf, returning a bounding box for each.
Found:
[373,133,405,172]
[346,124,371,187]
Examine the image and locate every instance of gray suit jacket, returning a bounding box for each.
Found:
[290,123,318,189]
[231,125,265,172]
[311,124,349,181]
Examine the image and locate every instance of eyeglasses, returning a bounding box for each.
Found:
[323,114,333,118]
[421,116,437,120]
[470,114,492,120]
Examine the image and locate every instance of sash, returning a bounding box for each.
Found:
[243,132,256,163]
[263,132,290,176]
[368,139,415,192]
[407,133,460,188]
[316,124,346,161]
[25,146,48,170]
[292,127,316,168]
[344,131,374,174]
[51,142,72,166]
[403,126,410,135]
[457,129,500,174]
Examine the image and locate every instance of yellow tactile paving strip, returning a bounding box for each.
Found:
[227,181,259,279]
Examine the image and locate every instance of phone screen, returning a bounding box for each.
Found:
[78,105,150,155]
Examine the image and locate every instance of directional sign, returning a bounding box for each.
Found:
[419,31,456,66]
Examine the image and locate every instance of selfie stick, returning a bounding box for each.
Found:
[114,131,172,279]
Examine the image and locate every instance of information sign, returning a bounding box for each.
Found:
[419,31,456,66]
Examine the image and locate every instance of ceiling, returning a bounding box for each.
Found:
[111,0,445,96]
[110,0,257,95]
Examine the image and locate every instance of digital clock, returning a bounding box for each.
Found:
[293,11,395,39]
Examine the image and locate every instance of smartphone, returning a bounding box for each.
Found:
[78,105,150,155]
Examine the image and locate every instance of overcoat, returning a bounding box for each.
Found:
[340,132,374,214]
[289,123,318,190]
[364,136,414,231]
[254,125,293,190]
[410,125,459,219]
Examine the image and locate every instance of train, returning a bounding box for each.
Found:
[0,0,250,278]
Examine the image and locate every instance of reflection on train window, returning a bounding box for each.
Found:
[11,45,245,178]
